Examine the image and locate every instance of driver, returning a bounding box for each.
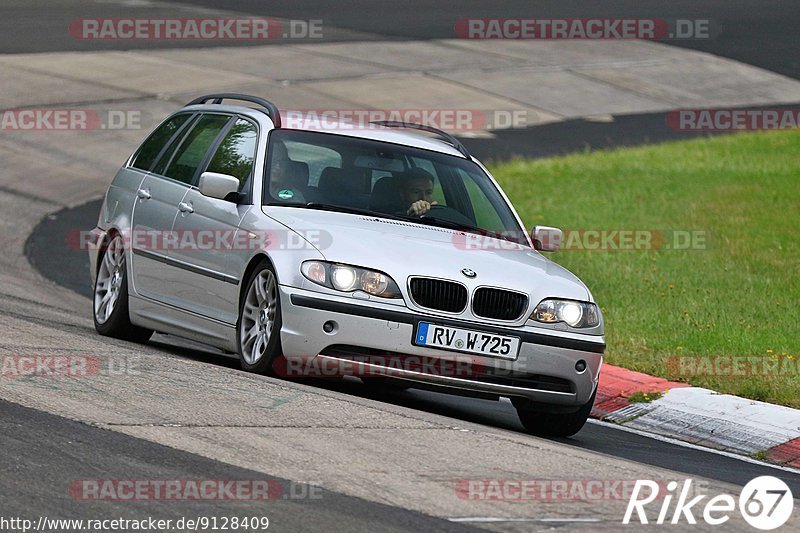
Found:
[400,168,437,216]
[268,141,306,202]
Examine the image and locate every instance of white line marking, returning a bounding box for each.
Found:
[586,419,800,475]
[448,517,602,523]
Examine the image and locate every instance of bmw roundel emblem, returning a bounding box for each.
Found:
[461,268,477,278]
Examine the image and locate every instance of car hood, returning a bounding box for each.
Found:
[264,208,591,305]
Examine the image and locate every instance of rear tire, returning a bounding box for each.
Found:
[514,388,596,437]
[93,234,153,343]
[237,260,283,375]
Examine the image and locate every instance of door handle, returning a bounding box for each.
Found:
[136,188,151,200]
[178,202,194,214]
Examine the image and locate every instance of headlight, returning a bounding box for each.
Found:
[331,265,358,291]
[531,299,599,328]
[303,261,327,284]
[301,261,402,298]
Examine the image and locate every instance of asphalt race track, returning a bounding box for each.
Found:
[4,1,800,80]
[0,400,473,532]
[4,1,800,531]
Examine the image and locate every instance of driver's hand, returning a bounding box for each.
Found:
[407,200,437,216]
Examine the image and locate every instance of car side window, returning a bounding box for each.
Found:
[205,118,258,191]
[130,114,191,171]
[151,115,198,177]
[162,114,231,185]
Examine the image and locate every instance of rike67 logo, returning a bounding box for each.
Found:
[624,476,794,530]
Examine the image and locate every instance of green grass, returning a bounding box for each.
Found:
[488,130,800,408]
[628,391,664,403]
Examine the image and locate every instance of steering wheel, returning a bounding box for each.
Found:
[421,204,476,226]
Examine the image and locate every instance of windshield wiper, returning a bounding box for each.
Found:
[410,214,526,245]
[411,214,485,234]
[299,202,408,221]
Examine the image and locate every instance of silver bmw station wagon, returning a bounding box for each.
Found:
[88,94,605,437]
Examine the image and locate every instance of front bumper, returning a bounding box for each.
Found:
[279,287,604,407]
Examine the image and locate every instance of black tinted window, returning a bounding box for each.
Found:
[131,114,191,171]
[152,117,197,177]
[163,114,231,184]
[206,118,258,190]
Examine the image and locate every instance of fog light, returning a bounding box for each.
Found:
[575,360,587,373]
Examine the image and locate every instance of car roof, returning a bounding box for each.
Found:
[181,103,470,159]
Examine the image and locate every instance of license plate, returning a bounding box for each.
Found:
[414,322,519,360]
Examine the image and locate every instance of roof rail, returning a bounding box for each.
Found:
[185,93,281,128]
[370,120,470,158]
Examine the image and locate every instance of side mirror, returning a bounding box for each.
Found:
[531,225,563,252]
[198,172,240,201]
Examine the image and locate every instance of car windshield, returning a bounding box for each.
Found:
[263,129,528,245]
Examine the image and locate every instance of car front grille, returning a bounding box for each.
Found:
[472,287,528,321]
[409,277,468,313]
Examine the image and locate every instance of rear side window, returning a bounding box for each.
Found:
[162,114,231,184]
[130,114,191,171]
[152,118,197,177]
[206,118,258,190]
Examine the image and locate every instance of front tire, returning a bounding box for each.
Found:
[237,261,283,375]
[514,388,596,438]
[93,234,153,343]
